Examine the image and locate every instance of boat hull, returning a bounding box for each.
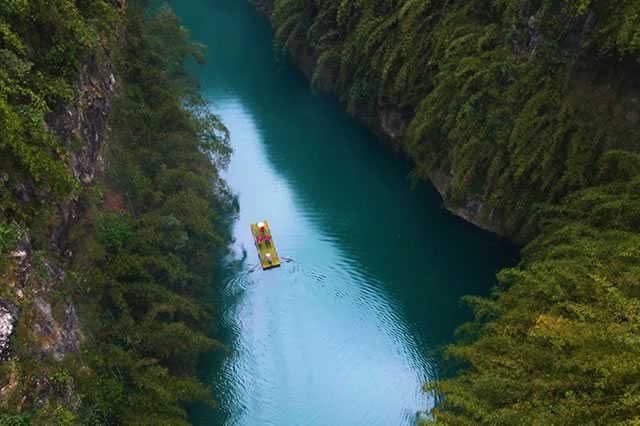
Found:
[250,221,281,270]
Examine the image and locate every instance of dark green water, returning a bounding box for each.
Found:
[172,1,516,424]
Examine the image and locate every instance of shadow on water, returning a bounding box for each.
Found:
[170,0,518,425]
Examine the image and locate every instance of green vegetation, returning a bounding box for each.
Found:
[0,412,29,426]
[1,0,233,424]
[0,0,119,222]
[0,221,17,256]
[267,0,640,423]
[68,3,233,423]
[426,225,640,424]
[271,0,639,238]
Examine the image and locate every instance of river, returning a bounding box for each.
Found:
[171,1,516,425]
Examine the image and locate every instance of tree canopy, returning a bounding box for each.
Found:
[71,3,234,423]
[267,0,640,423]
[1,1,234,423]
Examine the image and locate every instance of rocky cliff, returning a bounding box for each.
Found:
[252,0,512,239]
[254,1,639,244]
[0,5,122,414]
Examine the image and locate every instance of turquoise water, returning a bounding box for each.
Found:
[172,1,516,424]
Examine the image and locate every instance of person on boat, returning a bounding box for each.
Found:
[256,235,263,244]
[258,222,266,233]
[264,235,271,244]
[265,252,273,264]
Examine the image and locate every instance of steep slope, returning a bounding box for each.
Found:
[1,1,233,423]
[261,0,639,241]
[1,1,124,421]
[255,0,640,423]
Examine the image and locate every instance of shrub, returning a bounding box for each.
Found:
[0,221,18,255]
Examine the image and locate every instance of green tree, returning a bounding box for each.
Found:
[266,0,640,423]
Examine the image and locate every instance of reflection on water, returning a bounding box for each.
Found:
[208,100,434,425]
[171,1,517,425]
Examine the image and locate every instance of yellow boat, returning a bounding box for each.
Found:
[250,220,281,270]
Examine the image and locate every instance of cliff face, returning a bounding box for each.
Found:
[0,6,122,413]
[0,303,17,363]
[256,1,639,244]
[252,3,640,424]
[254,1,513,239]
[2,2,232,421]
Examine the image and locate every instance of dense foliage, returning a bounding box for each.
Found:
[267,0,640,423]
[68,4,233,424]
[1,1,122,420]
[0,0,119,222]
[427,225,640,424]
[271,0,639,237]
[1,0,233,424]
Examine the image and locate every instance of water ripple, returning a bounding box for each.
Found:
[174,1,517,424]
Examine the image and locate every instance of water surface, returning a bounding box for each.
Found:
[172,1,516,424]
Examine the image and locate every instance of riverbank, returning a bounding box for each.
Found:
[172,1,517,424]
[251,1,640,424]
[250,0,510,239]
[256,0,640,245]
[0,2,233,423]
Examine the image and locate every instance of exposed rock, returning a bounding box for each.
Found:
[46,61,118,187]
[0,366,18,402]
[33,374,81,411]
[8,232,32,291]
[31,297,81,361]
[25,38,117,369]
[30,45,118,365]
[525,15,544,55]
[379,106,409,142]
[46,44,120,259]
[62,301,81,355]
[0,302,18,362]
[430,170,511,238]
[512,5,596,57]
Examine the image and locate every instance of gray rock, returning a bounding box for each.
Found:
[0,302,19,362]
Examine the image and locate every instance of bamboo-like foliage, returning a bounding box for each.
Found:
[0,1,234,423]
[269,0,640,422]
[74,5,234,423]
[271,0,639,235]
